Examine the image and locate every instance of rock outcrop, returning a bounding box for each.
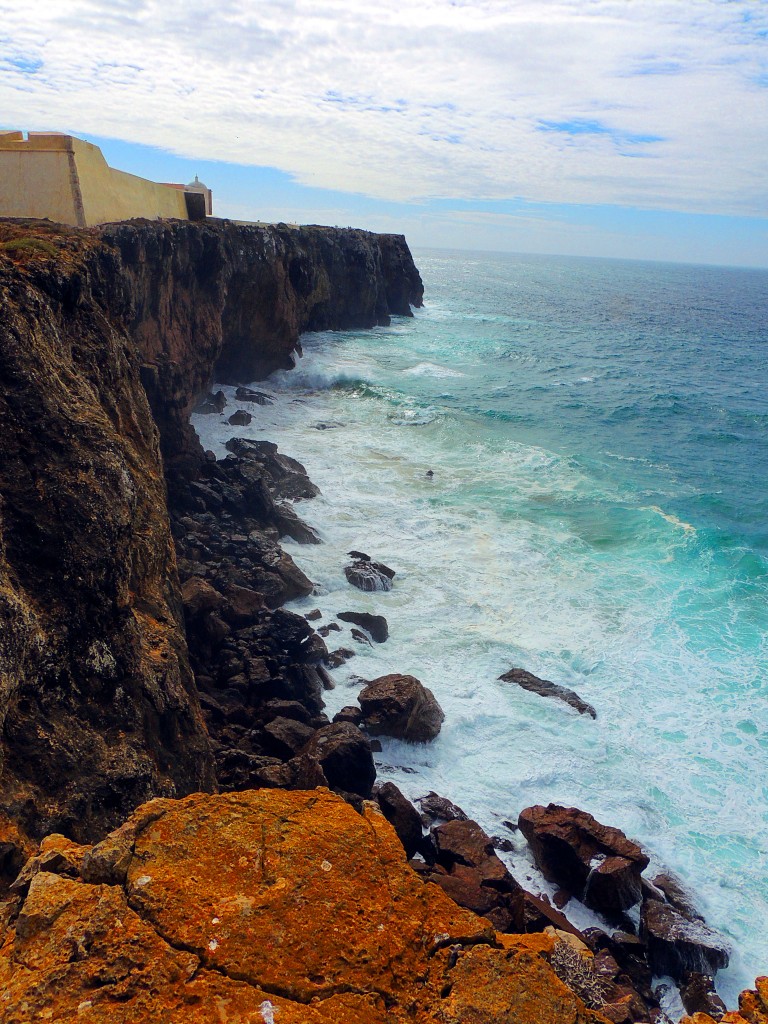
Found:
[518,804,649,916]
[0,217,422,858]
[0,789,609,1024]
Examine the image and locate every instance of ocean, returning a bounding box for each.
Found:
[193,248,768,1006]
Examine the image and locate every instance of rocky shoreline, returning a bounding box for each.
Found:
[0,217,762,1022]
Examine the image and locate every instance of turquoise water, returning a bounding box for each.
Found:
[194,248,768,1005]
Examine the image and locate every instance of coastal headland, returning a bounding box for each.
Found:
[0,217,762,1022]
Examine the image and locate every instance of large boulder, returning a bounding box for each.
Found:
[358,674,445,742]
[518,804,649,916]
[300,722,376,797]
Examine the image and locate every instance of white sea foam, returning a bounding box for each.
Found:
[191,314,768,1007]
[403,361,466,378]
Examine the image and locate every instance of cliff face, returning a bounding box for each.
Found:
[99,220,423,482]
[0,218,423,862]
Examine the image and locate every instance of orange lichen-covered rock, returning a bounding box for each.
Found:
[434,943,604,1024]
[0,788,611,1023]
[681,976,768,1024]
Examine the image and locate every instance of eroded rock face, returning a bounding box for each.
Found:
[358,673,445,742]
[0,217,423,850]
[100,220,424,487]
[0,222,215,848]
[0,789,609,1024]
[518,804,649,916]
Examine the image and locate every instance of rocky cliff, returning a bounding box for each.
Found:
[0,218,423,869]
[99,220,423,484]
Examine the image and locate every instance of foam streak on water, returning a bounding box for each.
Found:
[193,249,768,1004]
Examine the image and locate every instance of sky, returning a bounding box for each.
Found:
[1,0,767,267]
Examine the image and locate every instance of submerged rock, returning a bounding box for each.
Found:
[228,408,253,426]
[235,385,274,405]
[358,673,445,742]
[499,667,596,719]
[345,561,395,592]
[337,610,389,642]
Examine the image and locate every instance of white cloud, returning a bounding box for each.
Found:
[1,0,767,215]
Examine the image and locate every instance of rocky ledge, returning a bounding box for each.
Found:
[0,788,607,1024]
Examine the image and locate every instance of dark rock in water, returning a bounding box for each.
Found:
[490,835,515,853]
[224,438,320,501]
[651,871,705,922]
[348,550,370,560]
[317,622,342,637]
[195,390,228,414]
[337,611,389,642]
[304,608,322,621]
[358,674,444,742]
[680,971,727,1019]
[235,386,274,405]
[351,627,373,646]
[314,421,344,430]
[273,501,321,544]
[640,899,729,980]
[228,409,252,426]
[300,722,376,798]
[344,560,395,592]
[417,791,468,824]
[332,706,364,727]
[375,782,424,859]
[518,804,649,916]
[325,647,355,668]
[498,667,596,719]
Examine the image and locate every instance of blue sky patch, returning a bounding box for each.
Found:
[2,55,43,75]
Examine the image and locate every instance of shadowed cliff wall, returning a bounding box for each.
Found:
[0,217,423,859]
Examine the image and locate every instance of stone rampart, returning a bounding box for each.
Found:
[0,131,192,226]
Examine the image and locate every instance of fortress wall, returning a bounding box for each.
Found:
[0,135,83,226]
[0,133,189,227]
[73,138,188,224]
